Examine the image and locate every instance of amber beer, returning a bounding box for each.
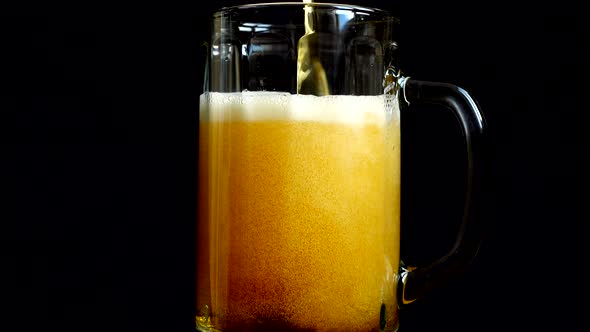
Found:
[197,91,401,331]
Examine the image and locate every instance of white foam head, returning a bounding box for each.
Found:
[200,92,400,124]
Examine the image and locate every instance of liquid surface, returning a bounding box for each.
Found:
[197,92,401,331]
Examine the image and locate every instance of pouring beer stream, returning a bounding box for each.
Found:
[297,0,330,95]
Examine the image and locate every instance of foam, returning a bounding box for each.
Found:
[200,91,399,124]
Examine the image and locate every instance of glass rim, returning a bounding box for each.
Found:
[213,2,399,22]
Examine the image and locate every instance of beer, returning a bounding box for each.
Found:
[197,92,401,331]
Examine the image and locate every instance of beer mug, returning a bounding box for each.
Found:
[197,2,486,331]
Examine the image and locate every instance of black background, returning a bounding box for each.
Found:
[6,1,588,331]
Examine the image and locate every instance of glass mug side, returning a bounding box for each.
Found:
[197,3,486,332]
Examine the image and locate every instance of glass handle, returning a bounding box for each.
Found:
[398,78,488,305]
